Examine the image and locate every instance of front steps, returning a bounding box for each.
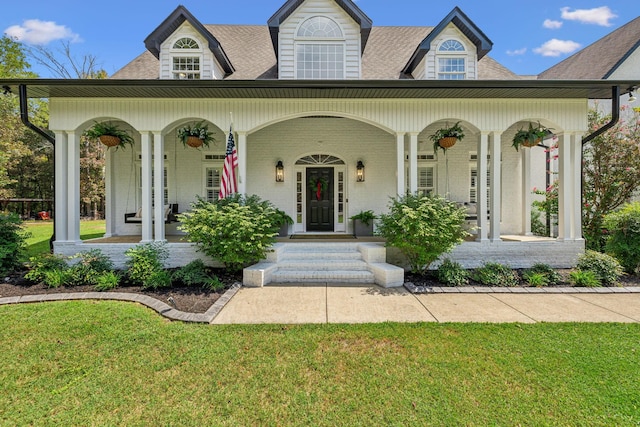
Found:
[243,242,404,288]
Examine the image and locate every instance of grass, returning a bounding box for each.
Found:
[24,220,106,256]
[1,302,639,426]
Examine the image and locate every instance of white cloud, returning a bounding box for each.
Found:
[506,48,527,56]
[533,39,582,57]
[560,6,617,26]
[4,19,81,45]
[543,19,563,29]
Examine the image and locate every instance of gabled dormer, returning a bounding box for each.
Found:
[403,7,493,80]
[267,0,372,79]
[144,5,234,80]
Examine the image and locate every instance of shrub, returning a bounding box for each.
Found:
[43,269,73,288]
[376,193,469,274]
[522,271,549,287]
[525,263,562,286]
[569,270,600,287]
[172,259,214,287]
[473,263,519,287]
[125,242,170,289]
[576,250,623,286]
[94,271,120,291]
[603,202,640,274]
[67,249,114,286]
[25,253,69,283]
[203,276,226,292]
[0,213,30,275]
[178,194,280,272]
[437,259,469,286]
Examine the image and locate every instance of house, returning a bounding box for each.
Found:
[3,0,637,286]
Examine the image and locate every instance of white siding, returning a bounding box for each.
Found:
[277,0,361,79]
[609,46,640,80]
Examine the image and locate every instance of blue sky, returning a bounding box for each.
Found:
[2,0,638,77]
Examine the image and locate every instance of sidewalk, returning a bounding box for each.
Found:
[211,284,640,324]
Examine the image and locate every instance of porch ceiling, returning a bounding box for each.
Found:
[2,78,638,100]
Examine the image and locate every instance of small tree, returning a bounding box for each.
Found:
[377,193,469,274]
[603,202,640,275]
[0,213,30,274]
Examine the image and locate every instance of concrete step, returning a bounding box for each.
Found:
[271,269,375,284]
[279,251,364,261]
[277,260,369,271]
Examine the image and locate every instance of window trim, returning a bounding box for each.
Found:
[294,42,346,80]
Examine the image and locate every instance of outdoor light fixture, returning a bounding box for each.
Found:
[275,160,284,182]
[356,160,365,182]
[629,91,637,103]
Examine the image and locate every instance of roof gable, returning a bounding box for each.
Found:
[267,0,373,57]
[402,6,493,74]
[144,5,234,75]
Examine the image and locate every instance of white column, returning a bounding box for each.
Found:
[237,131,247,195]
[67,131,81,242]
[408,133,418,194]
[153,132,166,242]
[557,134,571,240]
[521,148,532,235]
[477,132,489,242]
[54,131,68,242]
[140,132,153,243]
[571,133,583,240]
[396,132,406,196]
[104,147,116,237]
[489,132,502,241]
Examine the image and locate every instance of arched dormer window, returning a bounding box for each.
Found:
[171,37,202,80]
[173,37,199,49]
[295,16,345,79]
[437,39,466,80]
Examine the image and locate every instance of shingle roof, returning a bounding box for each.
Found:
[539,16,640,80]
[112,24,514,80]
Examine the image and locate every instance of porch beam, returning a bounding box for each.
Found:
[476,132,489,242]
[140,132,153,243]
[408,132,418,194]
[396,132,406,195]
[521,148,532,235]
[153,132,165,242]
[237,131,247,195]
[67,131,80,242]
[489,131,502,241]
[54,131,68,242]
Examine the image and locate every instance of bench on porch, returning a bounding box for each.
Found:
[124,204,179,224]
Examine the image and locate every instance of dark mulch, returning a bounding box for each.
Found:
[1,269,242,314]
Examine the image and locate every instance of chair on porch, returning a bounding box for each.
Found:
[124,204,179,224]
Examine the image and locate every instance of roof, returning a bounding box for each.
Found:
[143,5,234,75]
[539,16,640,80]
[403,7,493,74]
[267,0,372,56]
[113,25,511,81]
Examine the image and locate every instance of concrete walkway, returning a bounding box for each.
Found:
[211,284,640,324]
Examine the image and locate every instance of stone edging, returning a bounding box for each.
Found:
[0,282,243,324]
[404,282,640,294]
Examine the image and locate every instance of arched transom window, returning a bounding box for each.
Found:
[439,39,465,52]
[437,39,466,80]
[295,16,345,79]
[173,37,199,49]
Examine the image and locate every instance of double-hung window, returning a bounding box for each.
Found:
[295,16,345,79]
[437,39,466,80]
[172,37,201,80]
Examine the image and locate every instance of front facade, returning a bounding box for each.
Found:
[17,0,637,275]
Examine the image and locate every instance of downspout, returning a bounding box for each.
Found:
[19,84,56,251]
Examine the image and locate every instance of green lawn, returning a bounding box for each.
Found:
[1,302,638,426]
[24,220,106,256]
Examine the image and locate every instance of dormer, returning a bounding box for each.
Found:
[144,5,234,80]
[403,7,492,80]
[268,0,372,79]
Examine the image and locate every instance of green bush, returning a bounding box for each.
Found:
[569,270,600,287]
[603,202,640,274]
[203,276,226,292]
[94,271,120,291]
[0,213,30,275]
[178,195,280,272]
[125,242,170,289]
[376,193,469,274]
[522,271,549,287]
[525,263,562,286]
[472,263,519,287]
[25,253,69,284]
[67,249,114,286]
[437,259,469,286]
[43,269,73,288]
[576,250,623,286]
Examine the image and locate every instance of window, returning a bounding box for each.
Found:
[437,39,466,80]
[204,166,222,202]
[173,56,200,80]
[295,16,344,80]
[173,37,199,49]
[439,39,465,52]
[418,166,436,196]
[137,165,168,207]
[469,167,490,204]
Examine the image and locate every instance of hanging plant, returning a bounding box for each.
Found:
[177,121,215,148]
[85,122,134,150]
[430,121,465,154]
[308,177,329,201]
[512,122,552,151]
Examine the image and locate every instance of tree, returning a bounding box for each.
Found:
[26,40,107,79]
[583,106,640,250]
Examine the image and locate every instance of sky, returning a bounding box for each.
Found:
[1,0,638,77]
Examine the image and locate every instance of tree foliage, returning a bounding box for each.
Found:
[603,202,640,274]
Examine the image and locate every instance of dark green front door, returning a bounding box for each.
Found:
[306,167,334,231]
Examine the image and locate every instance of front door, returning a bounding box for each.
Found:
[306,167,334,231]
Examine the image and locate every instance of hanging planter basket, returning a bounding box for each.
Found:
[186,136,204,148]
[438,136,458,149]
[98,135,122,148]
[520,138,541,148]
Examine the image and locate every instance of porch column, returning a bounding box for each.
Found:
[54,131,68,242]
[104,146,116,238]
[476,132,489,242]
[140,132,153,243]
[571,133,583,240]
[557,134,572,240]
[396,132,406,195]
[153,132,166,242]
[237,131,247,195]
[521,148,532,235]
[489,132,502,241]
[408,132,418,194]
[67,131,81,242]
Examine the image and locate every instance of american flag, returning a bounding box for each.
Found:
[219,125,238,199]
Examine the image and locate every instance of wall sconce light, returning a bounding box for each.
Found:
[629,91,637,103]
[356,160,365,182]
[275,160,284,182]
